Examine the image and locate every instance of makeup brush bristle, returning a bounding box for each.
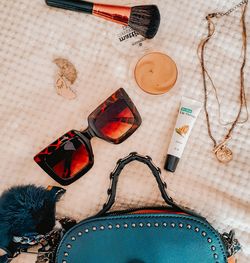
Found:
[129,5,161,39]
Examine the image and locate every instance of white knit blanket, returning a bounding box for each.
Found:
[0,0,249,262]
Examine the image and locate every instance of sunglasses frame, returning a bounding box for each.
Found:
[34,88,141,185]
[88,88,141,144]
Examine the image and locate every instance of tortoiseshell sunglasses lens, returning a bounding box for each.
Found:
[34,131,93,183]
[96,100,135,140]
[89,88,141,143]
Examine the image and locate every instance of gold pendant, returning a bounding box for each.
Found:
[214,145,233,163]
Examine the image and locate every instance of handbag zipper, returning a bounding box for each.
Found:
[104,206,188,216]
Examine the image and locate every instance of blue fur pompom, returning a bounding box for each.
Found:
[0,185,65,253]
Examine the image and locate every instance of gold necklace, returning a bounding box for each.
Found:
[198,0,249,163]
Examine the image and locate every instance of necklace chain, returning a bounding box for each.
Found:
[209,0,248,18]
[198,0,249,152]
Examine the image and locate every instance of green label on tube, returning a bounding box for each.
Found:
[181,107,192,114]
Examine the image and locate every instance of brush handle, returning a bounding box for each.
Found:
[45,0,94,14]
[46,0,131,26]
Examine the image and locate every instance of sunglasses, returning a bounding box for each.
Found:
[34,88,142,185]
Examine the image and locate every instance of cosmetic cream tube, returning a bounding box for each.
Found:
[164,97,202,173]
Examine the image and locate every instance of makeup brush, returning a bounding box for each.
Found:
[45,0,161,39]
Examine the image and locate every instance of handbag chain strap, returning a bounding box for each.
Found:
[96,152,200,217]
[221,230,241,258]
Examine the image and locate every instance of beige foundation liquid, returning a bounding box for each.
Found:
[134,52,178,95]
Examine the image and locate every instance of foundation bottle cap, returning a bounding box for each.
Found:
[164,154,180,173]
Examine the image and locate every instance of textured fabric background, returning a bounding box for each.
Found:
[0,0,249,262]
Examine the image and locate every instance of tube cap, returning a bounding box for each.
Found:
[164,155,180,173]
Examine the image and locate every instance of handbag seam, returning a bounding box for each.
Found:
[56,214,227,262]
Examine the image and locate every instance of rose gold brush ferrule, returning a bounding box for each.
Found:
[93,3,131,25]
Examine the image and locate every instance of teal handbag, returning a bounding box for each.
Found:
[56,153,240,263]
